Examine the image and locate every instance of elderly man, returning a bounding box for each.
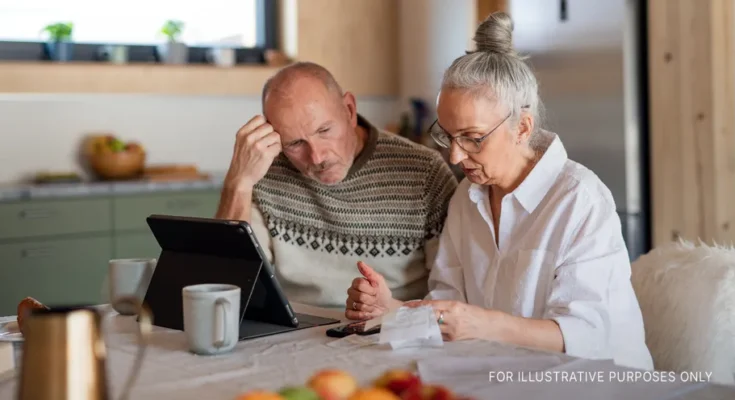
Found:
[216,62,458,309]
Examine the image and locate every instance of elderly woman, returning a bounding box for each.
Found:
[345,12,653,371]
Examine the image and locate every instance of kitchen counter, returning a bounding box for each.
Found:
[0,174,225,203]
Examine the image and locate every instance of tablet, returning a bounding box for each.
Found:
[143,214,339,340]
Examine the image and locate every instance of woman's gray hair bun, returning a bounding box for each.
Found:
[473,11,517,57]
[442,11,544,149]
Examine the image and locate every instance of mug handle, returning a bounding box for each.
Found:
[110,296,153,400]
[213,298,231,348]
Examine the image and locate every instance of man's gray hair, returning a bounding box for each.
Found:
[442,12,545,150]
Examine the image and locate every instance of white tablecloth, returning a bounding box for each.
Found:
[1,304,734,399]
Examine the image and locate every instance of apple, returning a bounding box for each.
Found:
[109,137,126,152]
[373,370,422,396]
[348,388,401,400]
[235,390,284,400]
[307,369,358,400]
[279,386,321,400]
[400,385,455,400]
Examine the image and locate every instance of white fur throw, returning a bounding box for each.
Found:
[630,239,735,384]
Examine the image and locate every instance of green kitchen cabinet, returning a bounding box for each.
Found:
[0,187,223,315]
[0,198,111,241]
[112,190,220,231]
[113,231,161,260]
[0,235,112,316]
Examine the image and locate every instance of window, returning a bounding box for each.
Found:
[0,0,277,64]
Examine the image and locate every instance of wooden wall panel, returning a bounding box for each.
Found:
[477,0,508,22]
[648,0,735,246]
[294,0,399,97]
[711,0,735,245]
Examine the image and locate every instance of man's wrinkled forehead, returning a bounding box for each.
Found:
[269,98,332,140]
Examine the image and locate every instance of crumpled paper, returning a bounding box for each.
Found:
[375,305,444,349]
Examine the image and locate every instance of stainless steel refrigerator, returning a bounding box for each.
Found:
[509,0,650,260]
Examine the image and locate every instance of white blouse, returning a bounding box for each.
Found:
[426,131,654,371]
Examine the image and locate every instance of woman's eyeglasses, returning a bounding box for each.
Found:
[428,111,514,154]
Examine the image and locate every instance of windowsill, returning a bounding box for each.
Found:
[0,61,283,95]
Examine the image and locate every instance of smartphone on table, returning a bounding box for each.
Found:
[326,320,381,338]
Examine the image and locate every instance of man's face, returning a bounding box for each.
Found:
[265,81,360,185]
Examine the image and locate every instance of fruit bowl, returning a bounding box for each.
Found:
[83,134,146,180]
[89,148,145,180]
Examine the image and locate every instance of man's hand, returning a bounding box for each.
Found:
[224,115,282,191]
[345,261,402,320]
[215,115,282,221]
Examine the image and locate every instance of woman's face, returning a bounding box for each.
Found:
[435,88,531,186]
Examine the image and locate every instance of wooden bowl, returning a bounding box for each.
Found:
[89,150,146,180]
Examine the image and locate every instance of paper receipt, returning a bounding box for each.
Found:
[378,305,443,348]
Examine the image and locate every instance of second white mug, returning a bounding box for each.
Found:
[108,258,157,315]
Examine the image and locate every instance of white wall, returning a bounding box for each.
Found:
[0,94,397,183]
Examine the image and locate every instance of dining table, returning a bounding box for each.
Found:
[1,303,734,400]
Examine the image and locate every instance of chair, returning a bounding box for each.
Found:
[630,239,735,384]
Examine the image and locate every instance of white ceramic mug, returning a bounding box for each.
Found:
[108,258,157,315]
[182,284,240,355]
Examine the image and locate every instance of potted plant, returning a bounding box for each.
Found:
[41,22,74,62]
[158,20,187,64]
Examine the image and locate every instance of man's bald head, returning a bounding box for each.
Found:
[261,61,344,111]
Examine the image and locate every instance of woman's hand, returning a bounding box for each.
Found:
[406,300,564,353]
[405,300,498,341]
[345,262,402,320]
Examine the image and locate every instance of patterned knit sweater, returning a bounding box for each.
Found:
[248,114,458,308]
